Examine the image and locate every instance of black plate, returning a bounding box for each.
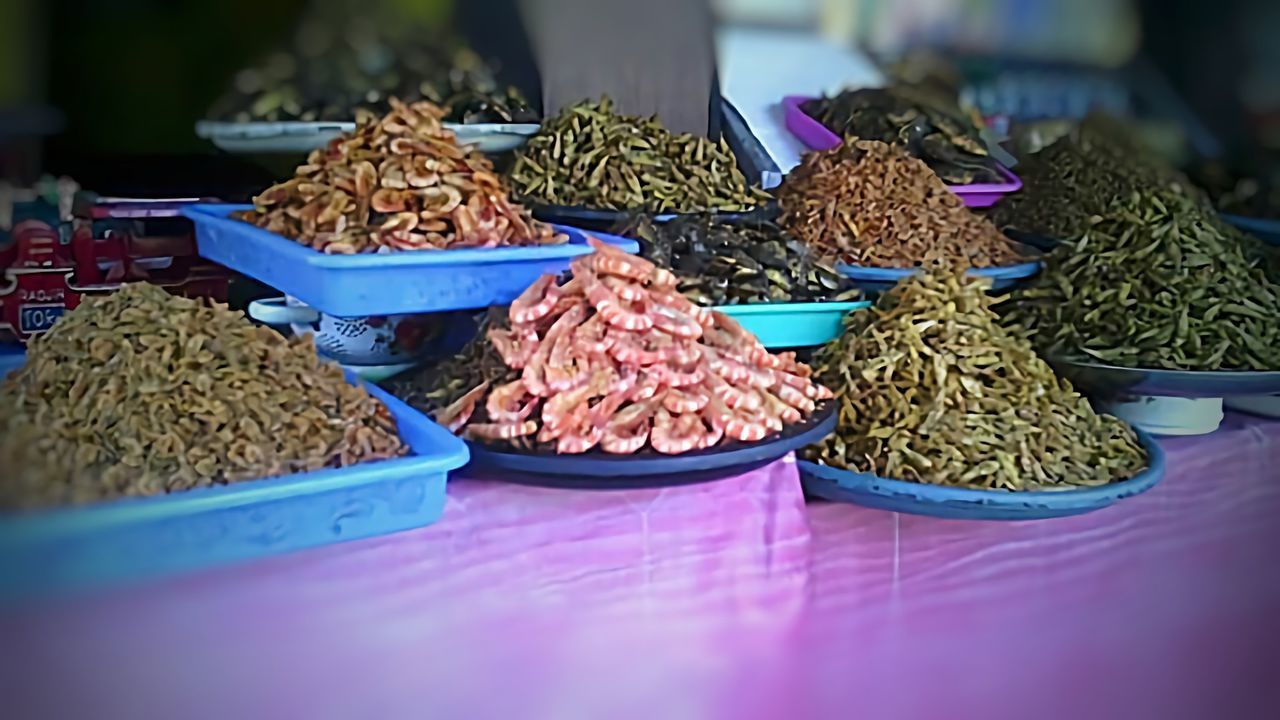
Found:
[466,400,836,489]
[524,200,780,233]
[1047,357,1280,398]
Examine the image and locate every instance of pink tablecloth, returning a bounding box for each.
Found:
[3,415,1279,720]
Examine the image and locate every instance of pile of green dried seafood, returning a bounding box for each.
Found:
[803,269,1148,490]
[1001,191,1280,371]
[508,98,769,213]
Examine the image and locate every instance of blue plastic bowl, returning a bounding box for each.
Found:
[713,301,871,348]
[182,203,641,318]
[798,429,1165,521]
[1221,213,1280,246]
[0,354,469,599]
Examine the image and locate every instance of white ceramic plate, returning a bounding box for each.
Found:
[196,120,540,154]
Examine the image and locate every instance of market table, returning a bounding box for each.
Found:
[3,415,1278,720]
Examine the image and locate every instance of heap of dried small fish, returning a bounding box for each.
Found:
[1001,191,1280,371]
[989,123,1205,239]
[508,98,770,213]
[800,86,1002,185]
[804,268,1148,490]
[0,283,406,511]
[396,239,830,455]
[207,16,537,125]
[234,99,565,253]
[777,139,1025,268]
[622,216,860,305]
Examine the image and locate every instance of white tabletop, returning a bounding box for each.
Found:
[716,27,883,177]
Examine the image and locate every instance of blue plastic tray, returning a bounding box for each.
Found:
[798,429,1165,521]
[182,203,641,318]
[1221,213,1280,246]
[837,258,1043,294]
[714,301,871,348]
[467,401,836,489]
[0,353,469,599]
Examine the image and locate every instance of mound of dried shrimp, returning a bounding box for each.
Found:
[436,240,832,454]
[234,98,566,253]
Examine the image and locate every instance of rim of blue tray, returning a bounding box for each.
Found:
[797,428,1165,511]
[1221,212,1280,236]
[182,203,640,267]
[713,300,873,316]
[837,258,1042,282]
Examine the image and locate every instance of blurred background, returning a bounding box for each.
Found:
[2,0,1277,190]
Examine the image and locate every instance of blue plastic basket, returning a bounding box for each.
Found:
[1221,213,1280,246]
[837,259,1043,294]
[798,430,1165,521]
[182,203,641,318]
[713,301,871,348]
[0,353,469,599]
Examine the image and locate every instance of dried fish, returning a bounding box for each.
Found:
[800,86,1001,184]
[0,284,406,511]
[777,139,1025,268]
[507,97,770,213]
[208,20,537,125]
[621,216,860,305]
[804,268,1148,491]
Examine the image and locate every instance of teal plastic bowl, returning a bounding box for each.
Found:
[713,301,872,348]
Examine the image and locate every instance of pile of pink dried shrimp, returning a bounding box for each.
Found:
[437,239,832,454]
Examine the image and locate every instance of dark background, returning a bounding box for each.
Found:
[4,0,1280,192]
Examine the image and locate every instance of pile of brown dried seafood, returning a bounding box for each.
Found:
[234,98,565,253]
[803,269,1148,490]
[778,139,1025,268]
[0,284,406,511]
[394,240,830,455]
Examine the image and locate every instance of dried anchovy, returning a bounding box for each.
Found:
[507,97,770,213]
[235,98,565,253]
[395,240,830,455]
[0,283,406,511]
[800,86,1002,185]
[777,139,1025,268]
[621,216,860,306]
[803,268,1148,491]
[989,121,1206,239]
[207,20,537,125]
[1001,190,1280,371]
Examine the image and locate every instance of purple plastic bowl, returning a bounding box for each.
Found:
[781,95,1021,208]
